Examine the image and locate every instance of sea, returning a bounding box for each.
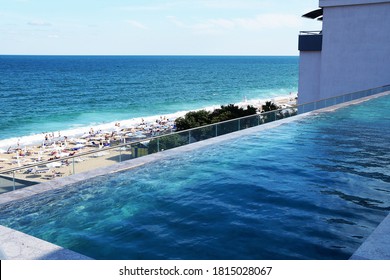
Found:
[0,56,298,150]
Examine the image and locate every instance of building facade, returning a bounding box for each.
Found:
[298,0,390,104]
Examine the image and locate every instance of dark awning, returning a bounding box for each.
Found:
[302,8,323,20]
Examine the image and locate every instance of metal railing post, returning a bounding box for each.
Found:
[12,171,16,191]
[215,124,218,137]
[72,157,75,175]
[157,138,160,152]
[119,148,122,162]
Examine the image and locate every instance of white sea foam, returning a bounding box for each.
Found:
[0,93,296,150]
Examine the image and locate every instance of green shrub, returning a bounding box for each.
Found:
[175,104,258,132]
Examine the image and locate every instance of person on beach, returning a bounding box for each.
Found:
[18,149,25,157]
[38,151,43,161]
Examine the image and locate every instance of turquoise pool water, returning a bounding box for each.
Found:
[0,95,389,260]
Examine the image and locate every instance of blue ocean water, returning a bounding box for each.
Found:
[0,94,389,260]
[0,56,298,146]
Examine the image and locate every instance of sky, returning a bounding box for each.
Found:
[0,0,322,55]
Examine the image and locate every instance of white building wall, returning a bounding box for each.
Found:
[298,52,321,104]
[319,2,390,99]
[298,0,390,104]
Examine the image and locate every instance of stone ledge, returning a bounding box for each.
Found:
[350,213,390,260]
[0,225,92,260]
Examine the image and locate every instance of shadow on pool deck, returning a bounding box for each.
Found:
[0,175,38,194]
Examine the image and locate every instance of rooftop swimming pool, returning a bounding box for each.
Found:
[0,95,389,260]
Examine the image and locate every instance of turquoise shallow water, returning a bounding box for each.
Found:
[0,55,298,143]
[0,94,389,260]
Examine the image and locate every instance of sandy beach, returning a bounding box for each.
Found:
[0,94,297,187]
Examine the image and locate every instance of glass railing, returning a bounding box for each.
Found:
[298,85,390,114]
[1,84,389,194]
[0,107,298,194]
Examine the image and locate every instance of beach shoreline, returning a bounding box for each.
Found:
[0,93,297,151]
[0,93,297,188]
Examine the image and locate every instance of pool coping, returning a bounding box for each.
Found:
[350,213,390,260]
[0,91,389,260]
[0,225,92,260]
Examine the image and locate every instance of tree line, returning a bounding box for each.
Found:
[146,101,280,154]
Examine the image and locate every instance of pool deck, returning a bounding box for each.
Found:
[0,225,92,260]
[349,213,390,260]
[0,91,389,260]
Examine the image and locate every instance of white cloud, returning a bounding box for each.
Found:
[28,20,52,27]
[120,3,174,12]
[126,20,149,30]
[207,19,236,29]
[168,13,300,34]
[200,0,272,10]
[235,14,300,29]
[166,16,186,28]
